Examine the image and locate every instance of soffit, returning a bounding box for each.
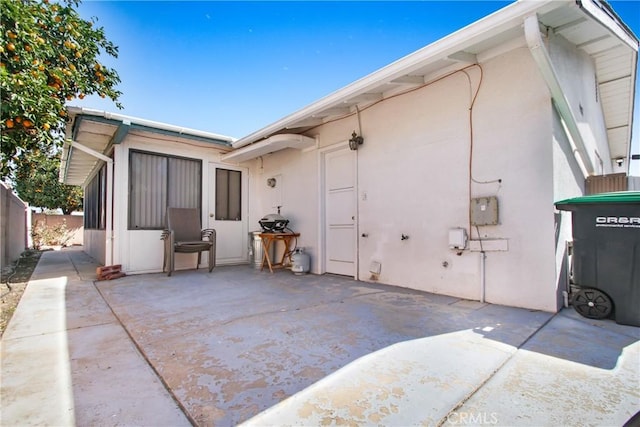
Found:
[60,118,118,186]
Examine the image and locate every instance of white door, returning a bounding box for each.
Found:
[324,148,356,276]
[207,163,248,264]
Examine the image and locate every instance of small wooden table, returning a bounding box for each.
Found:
[259,232,300,273]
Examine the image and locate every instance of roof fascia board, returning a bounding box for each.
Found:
[232,0,565,149]
[67,106,236,145]
[127,123,232,146]
[59,141,72,183]
[72,113,232,147]
[577,0,639,49]
[222,134,316,163]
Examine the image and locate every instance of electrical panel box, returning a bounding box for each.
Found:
[471,197,499,226]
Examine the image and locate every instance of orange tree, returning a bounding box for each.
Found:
[14,148,82,214]
[0,0,121,180]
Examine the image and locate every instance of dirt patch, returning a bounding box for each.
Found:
[1,250,42,337]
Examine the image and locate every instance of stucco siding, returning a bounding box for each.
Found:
[552,108,586,311]
[471,48,556,311]
[548,33,613,311]
[247,47,560,312]
[354,67,472,297]
[549,34,610,174]
[248,148,320,271]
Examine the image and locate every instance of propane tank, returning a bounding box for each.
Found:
[291,248,310,275]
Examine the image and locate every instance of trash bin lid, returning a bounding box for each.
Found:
[555,191,640,211]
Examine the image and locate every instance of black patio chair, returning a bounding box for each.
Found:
[161,208,216,276]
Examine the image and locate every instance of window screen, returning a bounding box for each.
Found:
[215,168,241,221]
[84,164,106,230]
[129,150,201,229]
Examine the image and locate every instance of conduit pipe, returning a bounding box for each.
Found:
[524,15,595,177]
[66,140,114,266]
[480,251,486,303]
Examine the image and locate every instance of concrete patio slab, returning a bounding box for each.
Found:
[445,310,640,426]
[1,248,190,427]
[2,247,639,426]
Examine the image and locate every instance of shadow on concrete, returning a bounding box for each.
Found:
[54,249,639,426]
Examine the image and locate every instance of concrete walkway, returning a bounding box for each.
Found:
[1,247,639,426]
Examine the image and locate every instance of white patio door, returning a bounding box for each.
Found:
[207,163,249,264]
[323,147,356,276]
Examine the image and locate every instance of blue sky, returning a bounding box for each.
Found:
[73,1,640,172]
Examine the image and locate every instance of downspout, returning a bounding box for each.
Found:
[524,15,595,177]
[67,140,114,266]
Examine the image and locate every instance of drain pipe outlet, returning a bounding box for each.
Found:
[524,14,594,177]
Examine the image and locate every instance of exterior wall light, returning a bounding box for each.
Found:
[349,131,364,151]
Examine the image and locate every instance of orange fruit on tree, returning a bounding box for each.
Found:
[7,43,15,51]
[6,119,14,128]
[43,123,50,131]
[15,117,22,123]
[23,119,33,128]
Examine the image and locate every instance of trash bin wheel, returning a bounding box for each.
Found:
[571,288,613,320]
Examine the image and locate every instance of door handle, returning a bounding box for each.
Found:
[209,213,214,218]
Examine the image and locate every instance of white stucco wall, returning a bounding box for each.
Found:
[549,34,611,175]
[547,33,613,310]
[245,47,563,312]
[111,132,241,274]
[247,148,320,269]
[468,48,557,311]
[552,109,585,310]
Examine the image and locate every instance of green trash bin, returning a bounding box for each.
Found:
[555,191,640,326]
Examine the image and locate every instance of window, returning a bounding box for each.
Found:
[84,164,106,230]
[215,168,241,221]
[129,150,201,229]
